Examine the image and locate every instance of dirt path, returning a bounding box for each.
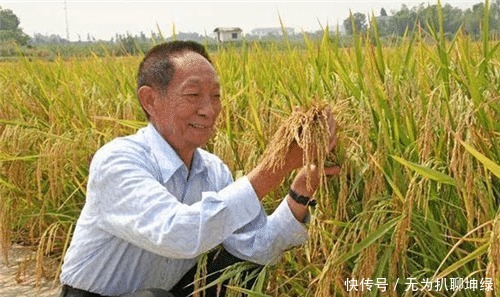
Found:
[1,245,61,297]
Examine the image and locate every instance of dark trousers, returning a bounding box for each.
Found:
[60,249,262,297]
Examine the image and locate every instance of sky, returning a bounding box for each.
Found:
[1,0,480,41]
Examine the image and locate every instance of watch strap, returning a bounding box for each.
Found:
[288,189,317,207]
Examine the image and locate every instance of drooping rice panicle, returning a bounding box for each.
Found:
[260,101,332,190]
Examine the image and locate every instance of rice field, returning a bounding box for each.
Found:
[1,9,499,297]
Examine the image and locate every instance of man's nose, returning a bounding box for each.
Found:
[197,95,217,118]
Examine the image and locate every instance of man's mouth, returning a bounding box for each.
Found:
[189,123,210,129]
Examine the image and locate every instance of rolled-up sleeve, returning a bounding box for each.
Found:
[222,197,309,265]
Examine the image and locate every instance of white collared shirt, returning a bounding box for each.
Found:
[60,123,308,296]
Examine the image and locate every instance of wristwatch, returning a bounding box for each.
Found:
[288,189,317,207]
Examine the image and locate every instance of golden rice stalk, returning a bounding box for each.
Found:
[486,216,499,297]
[261,101,333,190]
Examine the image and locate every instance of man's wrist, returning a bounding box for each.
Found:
[288,188,317,207]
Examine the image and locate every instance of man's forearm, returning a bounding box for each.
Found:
[247,143,303,200]
[247,162,289,200]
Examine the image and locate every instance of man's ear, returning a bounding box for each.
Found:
[138,86,156,118]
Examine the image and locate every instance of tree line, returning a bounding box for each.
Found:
[0,1,499,57]
[343,1,500,38]
[0,7,29,45]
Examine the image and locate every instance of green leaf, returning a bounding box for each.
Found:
[371,157,405,201]
[0,152,39,162]
[333,216,401,265]
[391,155,456,186]
[459,139,500,178]
[435,242,489,279]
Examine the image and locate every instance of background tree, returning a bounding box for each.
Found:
[343,12,368,35]
[377,8,391,36]
[0,6,30,45]
[367,1,498,39]
[493,0,500,32]
[389,4,419,36]
[442,4,466,34]
[0,7,20,30]
[465,3,485,37]
[418,4,464,37]
[463,1,500,38]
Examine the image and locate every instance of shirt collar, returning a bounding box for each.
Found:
[190,148,207,176]
[143,123,207,181]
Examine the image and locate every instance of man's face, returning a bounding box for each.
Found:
[149,51,222,155]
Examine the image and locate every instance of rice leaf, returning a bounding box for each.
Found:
[333,216,401,265]
[459,139,500,178]
[434,242,489,280]
[391,155,456,186]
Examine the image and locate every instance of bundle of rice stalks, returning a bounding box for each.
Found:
[261,101,335,190]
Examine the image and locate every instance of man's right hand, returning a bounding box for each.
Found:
[248,107,339,201]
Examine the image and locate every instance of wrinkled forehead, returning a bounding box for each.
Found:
[170,51,219,83]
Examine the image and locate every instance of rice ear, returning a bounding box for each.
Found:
[260,101,333,190]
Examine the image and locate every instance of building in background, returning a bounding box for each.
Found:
[213,27,243,42]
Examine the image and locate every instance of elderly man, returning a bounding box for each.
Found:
[59,41,339,297]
